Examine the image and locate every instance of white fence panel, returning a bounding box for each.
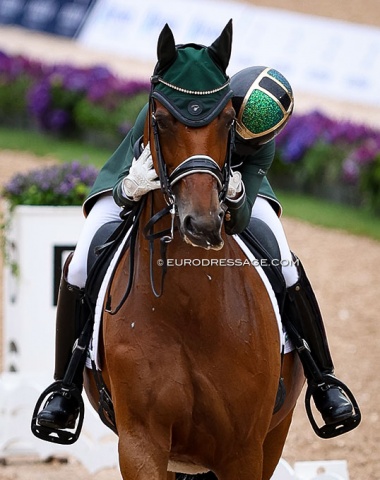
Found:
[0,372,119,473]
[294,460,349,480]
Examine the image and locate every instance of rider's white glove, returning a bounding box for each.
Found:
[122,143,160,201]
[227,170,243,199]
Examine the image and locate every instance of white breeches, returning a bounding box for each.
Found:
[68,194,299,289]
[67,194,122,288]
[251,196,299,288]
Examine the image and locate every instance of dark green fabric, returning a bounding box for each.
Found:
[84,104,148,215]
[84,103,280,233]
[152,46,232,126]
[224,140,277,234]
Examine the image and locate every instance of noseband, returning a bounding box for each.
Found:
[139,98,235,298]
[150,98,235,207]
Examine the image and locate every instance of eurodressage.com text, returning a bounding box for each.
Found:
[157,258,300,268]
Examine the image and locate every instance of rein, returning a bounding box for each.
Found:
[142,98,235,297]
[143,199,176,298]
[104,198,146,315]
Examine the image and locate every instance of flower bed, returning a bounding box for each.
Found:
[1,162,99,276]
[2,162,99,209]
[273,111,380,213]
[1,50,379,214]
[0,50,150,145]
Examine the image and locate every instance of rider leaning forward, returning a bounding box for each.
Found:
[34,41,359,441]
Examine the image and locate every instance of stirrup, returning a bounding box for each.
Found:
[31,381,84,445]
[305,374,361,439]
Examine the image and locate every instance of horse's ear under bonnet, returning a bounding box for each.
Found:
[151,20,234,126]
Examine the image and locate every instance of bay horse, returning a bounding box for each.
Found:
[85,21,304,480]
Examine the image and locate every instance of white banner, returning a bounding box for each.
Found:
[78,0,380,106]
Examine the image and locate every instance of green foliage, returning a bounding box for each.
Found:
[0,75,31,123]
[274,111,380,213]
[277,190,380,241]
[73,92,148,145]
[359,154,380,214]
[0,127,112,167]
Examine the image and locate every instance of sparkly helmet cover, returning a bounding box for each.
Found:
[231,66,294,144]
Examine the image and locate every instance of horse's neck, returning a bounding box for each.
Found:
[140,191,173,237]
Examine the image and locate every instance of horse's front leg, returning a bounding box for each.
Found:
[215,448,264,480]
[118,428,171,480]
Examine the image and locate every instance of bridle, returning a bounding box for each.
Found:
[140,95,235,297]
[149,97,235,208]
[146,94,235,244]
[107,92,236,306]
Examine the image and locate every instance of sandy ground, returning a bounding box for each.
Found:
[1,2,380,477]
[1,151,379,479]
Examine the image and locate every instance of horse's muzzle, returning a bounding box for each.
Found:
[181,211,224,250]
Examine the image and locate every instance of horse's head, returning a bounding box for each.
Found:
[146,21,235,251]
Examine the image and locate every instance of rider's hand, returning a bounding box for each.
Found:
[122,143,160,201]
[227,170,243,199]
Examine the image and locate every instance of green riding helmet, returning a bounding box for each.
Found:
[231,66,294,145]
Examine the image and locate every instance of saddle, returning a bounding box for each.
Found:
[238,217,286,313]
[84,213,288,430]
[31,210,288,443]
[86,215,287,318]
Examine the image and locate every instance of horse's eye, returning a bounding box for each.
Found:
[157,118,169,130]
[155,112,174,132]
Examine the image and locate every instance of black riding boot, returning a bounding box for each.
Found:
[283,256,354,426]
[37,254,85,430]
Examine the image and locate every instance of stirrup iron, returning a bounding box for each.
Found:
[31,380,84,445]
[305,373,361,439]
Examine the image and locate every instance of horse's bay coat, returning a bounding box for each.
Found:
[84,21,304,480]
[84,103,281,233]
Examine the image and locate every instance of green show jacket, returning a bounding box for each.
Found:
[84,104,281,234]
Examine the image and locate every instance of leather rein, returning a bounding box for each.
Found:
[143,97,235,296]
[106,98,235,313]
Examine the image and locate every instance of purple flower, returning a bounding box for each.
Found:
[341,137,380,185]
[48,109,70,132]
[2,162,99,207]
[276,111,331,163]
[342,158,360,184]
[27,81,51,115]
[277,110,380,185]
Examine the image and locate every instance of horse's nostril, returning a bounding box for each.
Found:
[184,215,195,234]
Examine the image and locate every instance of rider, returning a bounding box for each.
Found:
[35,60,357,437]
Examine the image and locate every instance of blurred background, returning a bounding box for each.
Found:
[0,1,379,479]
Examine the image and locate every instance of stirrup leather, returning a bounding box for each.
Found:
[305,374,361,439]
[31,381,84,445]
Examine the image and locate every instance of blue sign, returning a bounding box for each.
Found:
[0,0,97,37]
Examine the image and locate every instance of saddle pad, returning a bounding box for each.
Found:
[87,233,293,370]
[233,235,293,353]
[86,225,132,370]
